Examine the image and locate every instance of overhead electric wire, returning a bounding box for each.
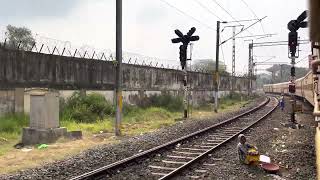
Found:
[253,39,309,45]
[296,55,309,64]
[235,34,276,39]
[159,0,216,30]
[254,43,310,47]
[256,56,276,64]
[220,35,226,66]
[220,16,267,45]
[240,0,265,34]
[225,18,262,23]
[210,0,253,35]
[193,0,222,21]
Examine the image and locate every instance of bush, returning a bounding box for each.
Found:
[148,94,183,112]
[123,103,140,116]
[60,92,115,123]
[0,113,28,133]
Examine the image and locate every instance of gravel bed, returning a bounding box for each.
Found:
[0,97,265,180]
[108,97,273,180]
[174,96,316,180]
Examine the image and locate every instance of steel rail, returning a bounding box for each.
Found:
[160,97,278,179]
[70,97,271,180]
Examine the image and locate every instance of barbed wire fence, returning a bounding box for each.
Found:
[0,30,246,76]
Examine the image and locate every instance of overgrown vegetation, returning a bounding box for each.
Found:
[58,92,183,133]
[195,92,252,110]
[0,113,29,141]
[60,92,114,123]
[0,92,252,143]
[219,92,252,109]
[144,94,183,111]
[60,92,184,123]
[0,91,253,173]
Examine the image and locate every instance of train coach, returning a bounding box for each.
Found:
[264,0,320,177]
[263,71,314,106]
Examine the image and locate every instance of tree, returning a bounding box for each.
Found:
[5,25,35,50]
[265,64,308,83]
[192,59,229,75]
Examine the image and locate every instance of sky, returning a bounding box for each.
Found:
[0,0,311,75]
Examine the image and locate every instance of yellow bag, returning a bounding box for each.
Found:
[245,148,259,165]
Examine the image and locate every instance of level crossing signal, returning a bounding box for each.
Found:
[171,27,199,69]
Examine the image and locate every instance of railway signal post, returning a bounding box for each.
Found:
[287,10,308,125]
[171,27,199,118]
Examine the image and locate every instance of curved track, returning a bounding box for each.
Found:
[71,96,278,180]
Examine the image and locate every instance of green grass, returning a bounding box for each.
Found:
[195,93,252,111]
[0,113,28,143]
[0,92,253,157]
[0,113,28,156]
[60,107,181,136]
[61,119,114,135]
[0,113,28,134]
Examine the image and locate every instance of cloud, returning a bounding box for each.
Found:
[0,0,311,73]
[0,0,81,19]
[135,1,168,25]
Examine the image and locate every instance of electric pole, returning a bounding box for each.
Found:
[214,21,220,113]
[248,41,253,95]
[221,25,244,95]
[115,0,122,136]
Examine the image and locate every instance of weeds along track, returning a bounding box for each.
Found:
[71,97,278,180]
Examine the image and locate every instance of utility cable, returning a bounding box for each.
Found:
[160,0,216,31]
[193,0,223,21]
[296,55,309,64]
[220,35,226,67]
[220,16,267,45]
[253,39,309,45]
[211,0,253,35]
[240,0,265,34]
[255,57,276,64]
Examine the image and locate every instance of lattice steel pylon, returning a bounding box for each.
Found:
[248,41,253,94]
[231,26,236,92]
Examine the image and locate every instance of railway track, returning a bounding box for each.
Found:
[71,96,278,180]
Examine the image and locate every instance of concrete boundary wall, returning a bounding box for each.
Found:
[0,89,14,115]
[0,48,250,91]
[0,48,254,114]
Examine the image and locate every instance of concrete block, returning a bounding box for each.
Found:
[67,131,83,140]
[22,127,67,145]
[29,91,59,129]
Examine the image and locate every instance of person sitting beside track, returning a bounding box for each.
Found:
[237,134,259,165]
